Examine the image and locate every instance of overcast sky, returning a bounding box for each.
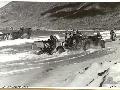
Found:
[0,1,10,8]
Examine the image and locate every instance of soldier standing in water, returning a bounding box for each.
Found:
[110,30,116,41]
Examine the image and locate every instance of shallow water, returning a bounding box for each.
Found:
[0,30,119,87]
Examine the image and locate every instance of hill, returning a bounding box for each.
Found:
[0,2,120,30]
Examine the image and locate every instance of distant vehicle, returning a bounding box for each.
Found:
[0,32,11,40]
[11,27,32,40]
[0,27,32,40]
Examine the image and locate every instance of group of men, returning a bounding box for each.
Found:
[65,29,83,41]
[41,30,82,54]
[41,35,58,55]
[64,29,103,41]
[65,29,116,40]
[36,29,117,55]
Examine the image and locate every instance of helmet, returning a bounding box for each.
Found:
[97,32,100,35]
[50,35,54,39]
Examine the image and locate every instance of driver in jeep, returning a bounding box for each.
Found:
[42,35,57,55]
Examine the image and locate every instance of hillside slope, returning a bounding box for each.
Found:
[0,2,120,30]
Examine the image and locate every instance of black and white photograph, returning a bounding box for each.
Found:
[0,1,120,88]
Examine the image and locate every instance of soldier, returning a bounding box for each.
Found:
[76,30,79,34]
[76,30,83,37]
[96,32,102,39]
[110,30,116,41]
[65,32,68,41]
[43,35,57,55]
[95,32,102,45]
[72,29,76,36]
